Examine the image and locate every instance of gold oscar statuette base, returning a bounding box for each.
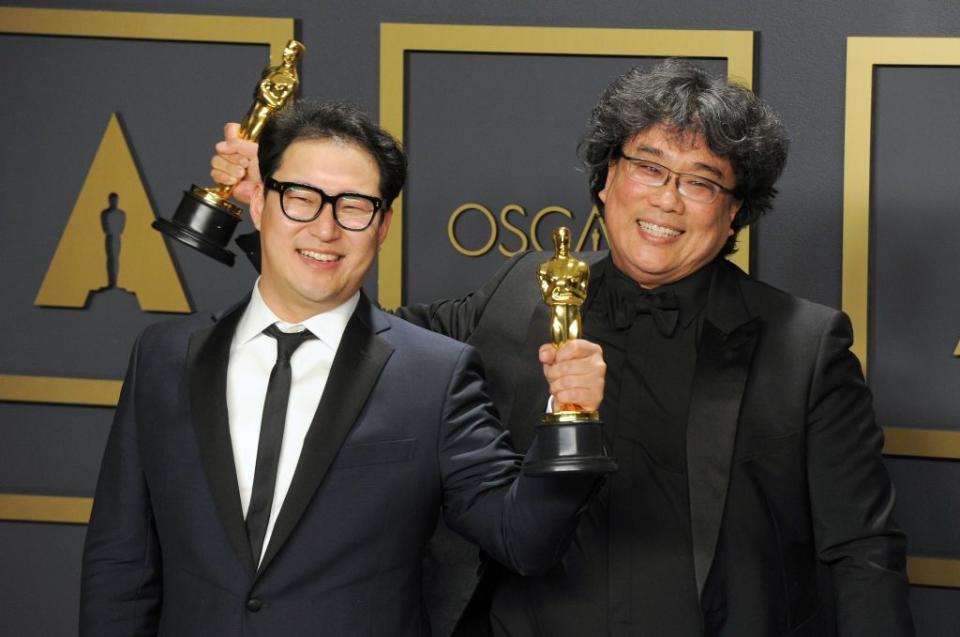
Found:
[153,185,245,266]
[524,411,618,476]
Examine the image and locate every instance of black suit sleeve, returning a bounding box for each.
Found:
[806,312,914,636]
[80,336,163,637]
[393,253,526,340]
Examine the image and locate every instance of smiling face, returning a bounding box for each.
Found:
[599,124,742,288]
[250,138,391,322]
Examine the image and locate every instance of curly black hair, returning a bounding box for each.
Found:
[579,59,789,255]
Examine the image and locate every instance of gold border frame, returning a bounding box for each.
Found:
[0,494,92,525]
[883,426,960,460]
[0,7,294,65]
[842,36,960,369]
[0,7,295,524]
[378,23,755,309]
[907,557,960,589]
[842,39,960,588]
[0,375,122,407]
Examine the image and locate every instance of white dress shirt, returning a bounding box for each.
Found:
[226,280,358,566]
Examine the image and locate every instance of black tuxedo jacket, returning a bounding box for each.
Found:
[399,253,913,637]
[80,293,595,636]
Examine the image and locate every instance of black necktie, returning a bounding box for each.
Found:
[245,324,316,568]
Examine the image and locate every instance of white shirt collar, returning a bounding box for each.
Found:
[233,278,359,349]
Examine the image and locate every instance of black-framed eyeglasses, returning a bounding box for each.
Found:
[265,177,384,231]
[617,153,736,204]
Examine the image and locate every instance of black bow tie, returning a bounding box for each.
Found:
[606,283,680,336]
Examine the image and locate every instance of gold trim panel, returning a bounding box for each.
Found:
[842,37,960,371]
[0,375,121,406]
[0,8,295,407]
[883,426,960,461]
[1,494,955,590]
[379,23,755,309]
[0,494,92,525]
[0,7,294,65]
[907,557,960,589]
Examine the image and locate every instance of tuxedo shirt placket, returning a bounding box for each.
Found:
[584,258,711,636]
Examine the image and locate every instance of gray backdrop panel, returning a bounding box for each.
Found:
[2,1,959,635]
[405,52,725,304]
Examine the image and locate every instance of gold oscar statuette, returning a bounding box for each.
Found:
[525,227,617,476]
[153,40,306,266]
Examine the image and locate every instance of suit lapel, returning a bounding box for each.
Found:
[188,299,256,576]
[686,262,761,597]
[259,294,394,573]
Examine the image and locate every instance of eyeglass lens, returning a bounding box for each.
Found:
[625,159,722,203]
[281,185,376,229]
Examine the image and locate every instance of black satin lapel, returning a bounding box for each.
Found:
[687,317,760,597]
[188,304,255,576]
[259,305,394,573]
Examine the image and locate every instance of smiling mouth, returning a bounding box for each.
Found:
[298,249,342,263]
[637,219,682,238]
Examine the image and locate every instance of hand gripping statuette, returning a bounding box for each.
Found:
[153,40,306,266]
[526,227,617,476]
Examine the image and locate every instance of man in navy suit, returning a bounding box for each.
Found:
[80,100,604,636]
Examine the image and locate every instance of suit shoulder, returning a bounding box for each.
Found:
[138,299,243,344]
[737,270,839,325]
[138,312,207,342]
[381,311,473,358]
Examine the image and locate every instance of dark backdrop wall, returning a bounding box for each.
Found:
[1,1,958,635]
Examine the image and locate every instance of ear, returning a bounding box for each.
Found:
[249,181,266,231]
[725,198,744,237]
[377,208,393,247]
[598,161,617,204]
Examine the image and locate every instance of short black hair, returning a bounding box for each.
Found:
[258,99,407,210]
[579,59,789,255]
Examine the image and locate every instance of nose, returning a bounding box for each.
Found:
[307,202,340,240]
[649,175,683,213]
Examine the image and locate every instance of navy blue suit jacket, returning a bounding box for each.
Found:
[80,294,593,636]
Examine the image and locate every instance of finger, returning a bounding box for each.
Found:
[552,387,601,411]
[245,153,262,183]
[539,343,557,364]
[214,141,248,163]
[545,366,600,390]
[224,122,242,140]
[547,371,604,409]
[210,162,243,187]
[543,355,605,384]
[553,338,602,363]
[211,155,247,179]
[233,181,256,205]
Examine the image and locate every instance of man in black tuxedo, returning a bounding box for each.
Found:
[212,61,914,636]
[80,100,604,636]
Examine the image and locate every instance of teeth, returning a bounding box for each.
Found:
[299,249,341,262]
[637,220,681,238]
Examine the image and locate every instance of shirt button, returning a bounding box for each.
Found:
[246,598,263,612]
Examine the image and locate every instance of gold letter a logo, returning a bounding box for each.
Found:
[34,114,191,313]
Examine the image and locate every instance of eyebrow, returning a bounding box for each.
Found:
[631,145,726,181]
